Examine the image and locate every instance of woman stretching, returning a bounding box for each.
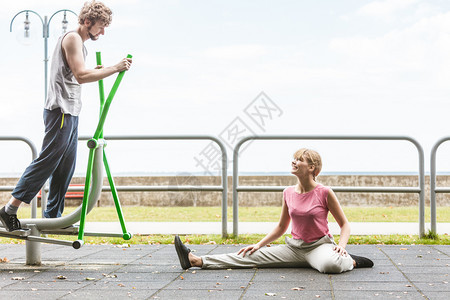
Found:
[174,148,373,274]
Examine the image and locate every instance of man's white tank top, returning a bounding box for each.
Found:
[45,31,87,116]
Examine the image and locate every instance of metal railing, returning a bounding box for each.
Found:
[232,135,426,237]
[1,134,438,239]
[39,135,229,237]
[0,136,38,218]
[430,136,450,234]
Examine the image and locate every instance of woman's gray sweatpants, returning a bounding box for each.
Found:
[201,235,354,274]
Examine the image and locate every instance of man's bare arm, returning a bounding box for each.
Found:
[62,32,131,84]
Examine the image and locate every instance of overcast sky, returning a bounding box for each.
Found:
[2,0,450,176]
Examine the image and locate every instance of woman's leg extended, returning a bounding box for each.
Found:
[305,237,354,274]
[201,244,309,269]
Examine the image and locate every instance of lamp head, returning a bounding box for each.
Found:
[24,12,30,38]
[62,11,68,34]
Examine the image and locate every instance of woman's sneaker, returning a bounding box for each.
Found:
[0,207,22,232]
[174,235,192,269]
[350,253,374,268]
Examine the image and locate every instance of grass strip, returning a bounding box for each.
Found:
[16,206,450,222]
[1,233,448,246]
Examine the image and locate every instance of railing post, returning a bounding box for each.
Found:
[429,137,450,234]
[415,139,425,238]
[217,139,228,238]
[232,137,249,236]
[430,145,437,234]
[232,144,239,237]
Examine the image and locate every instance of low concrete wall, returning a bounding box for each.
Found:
[1,175,450,207]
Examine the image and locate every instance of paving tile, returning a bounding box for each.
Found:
[83,280,169,290]
[420,291,450,300]
[155,289,243,299]
[0,290,69,299]
[331,266,406,281]
[166,279,253,290]
[179,268,255,282]
[403,272,450,282]
[414,281,450,292]
[433,245,450,256]
[248,280,332,291]
[1,279,92,290]
[96,271,180,282]
[116,263,181,273]
[244,289,333,299]
[332,281,417,292]
[333,290,425,299]
[397,266,450,274]
[60,289,157,299]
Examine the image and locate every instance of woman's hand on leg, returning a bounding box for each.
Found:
[333,245,348,256]
[238,244,261,256]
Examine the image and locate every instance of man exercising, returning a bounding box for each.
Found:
[0,0,132,231]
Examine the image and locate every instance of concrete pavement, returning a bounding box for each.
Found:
[0,243,449,299]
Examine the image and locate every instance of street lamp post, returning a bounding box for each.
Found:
[10,9,78,103]
[10,9,77,265]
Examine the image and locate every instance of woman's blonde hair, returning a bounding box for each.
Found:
[78,1,112,26]
[293,148,322,180]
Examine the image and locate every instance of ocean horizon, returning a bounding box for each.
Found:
[0,171,440,178]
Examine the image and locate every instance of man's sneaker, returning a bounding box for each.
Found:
[0,206,22,232]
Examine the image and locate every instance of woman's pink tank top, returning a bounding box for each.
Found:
[283,184,332,243]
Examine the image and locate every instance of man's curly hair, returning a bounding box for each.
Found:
[78,1,112,26]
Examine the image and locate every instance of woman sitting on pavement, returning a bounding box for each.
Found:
[174,148,373,274]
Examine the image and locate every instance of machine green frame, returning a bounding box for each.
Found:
[77,52,133,244]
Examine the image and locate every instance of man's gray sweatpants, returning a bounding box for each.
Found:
[201,235,354,274]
